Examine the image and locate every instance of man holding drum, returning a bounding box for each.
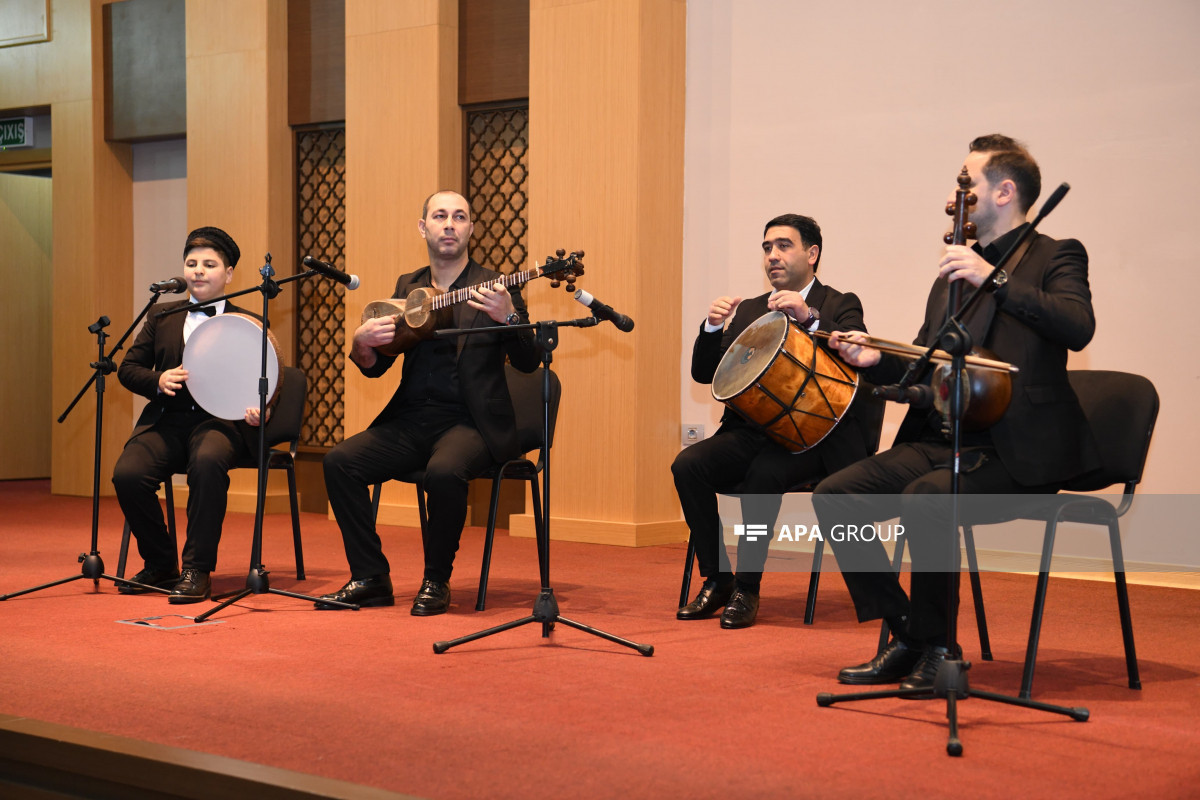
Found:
[113,226,262,604]
[814,135,1098,691]
[673,214,880,629]
[316,190,539,614]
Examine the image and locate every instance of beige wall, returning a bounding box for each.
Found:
[0,174,53,479]
[682,0,1200,495]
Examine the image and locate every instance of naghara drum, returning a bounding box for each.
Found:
[711,311,858,452]
[182,313,283,420]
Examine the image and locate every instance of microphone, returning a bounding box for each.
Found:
[873,383,934,408]
[302,256,360,290]
[149,277,187,294]
[574,289,634,332]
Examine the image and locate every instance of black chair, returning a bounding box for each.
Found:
[961,369,1158,699]
[679,388,887,624]
[370,364,561,611]
[116,365,309,580]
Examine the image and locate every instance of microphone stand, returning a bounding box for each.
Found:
[816,185,1089,755]
[153,255,357,619]
[430,316,653,656]
[1,296,181,601]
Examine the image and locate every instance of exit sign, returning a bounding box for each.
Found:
[0,117,34,149]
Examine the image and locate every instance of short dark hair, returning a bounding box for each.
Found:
[422,190,469,220]
[763,213,822,271]
[968,134,1042,213]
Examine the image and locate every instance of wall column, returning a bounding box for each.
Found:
[343,0,461,526]
[184,0,293,511]
[519,0,687,545]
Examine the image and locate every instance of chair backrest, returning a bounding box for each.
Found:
[1063,370,1159,492]
[505,364,561,460]
[264,366,308,451]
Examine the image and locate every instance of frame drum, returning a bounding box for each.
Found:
[182,313,281,420]
[711,311,858,452]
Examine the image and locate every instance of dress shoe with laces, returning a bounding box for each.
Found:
[167,569,211,604]
[676,578,735,620]
[411,579,451,616]
[837,639,922,685]
[719,587,760,629]
[899,645,955,693]
[314,575,394,610]
[117,566,180,594]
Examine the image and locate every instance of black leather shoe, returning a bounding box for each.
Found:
[677,578,735,620]
[117,566,180,594]
[837,639,922,685]
[411,579,451,616]
[167,569,211,604]
[900,645,954,693]
[719,588,760,629]
[314,575,394,610]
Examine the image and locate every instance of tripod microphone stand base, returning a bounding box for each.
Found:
[432,587,654,656]
[193,567,358,623]
[816,657,1088,756]
[0,552,172,601]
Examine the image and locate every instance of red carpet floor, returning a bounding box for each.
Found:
[2,480,1198,799]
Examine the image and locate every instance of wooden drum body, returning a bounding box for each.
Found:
[711,311,858,452]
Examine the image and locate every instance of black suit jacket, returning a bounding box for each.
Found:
[119,299,257,445]
[691,278,882,475]
[871,228,1100,486]
[360,260,540,463]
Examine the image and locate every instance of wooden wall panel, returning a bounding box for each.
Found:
[185,0,294,509]
[343,0,461,524]
[0,174,53,479]
[104,0,186,142]
[459,0,529,105]
[518,0,686,545]
[288,0,346,125]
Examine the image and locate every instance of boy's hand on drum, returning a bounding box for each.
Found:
[158,367,188,397]
[244,406,271,426]
[828,331,881,368]
[708,296,742,327]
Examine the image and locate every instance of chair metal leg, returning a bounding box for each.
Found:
[286,462,305,580]
[878,534,907,654]
[370,482,382,523]
[679,539,696,608]
[804,539,824,625]
[117,522,131,579]
[962,525,993,660]
[476,474,507,611]
[1021,520,1058,699]
[1108,520,1141,690]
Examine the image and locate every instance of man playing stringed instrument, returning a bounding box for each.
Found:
[673,214,881,629]
[317,190,539,614]
[814,135,1099,691]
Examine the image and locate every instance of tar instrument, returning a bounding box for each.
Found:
[182,313,283,420]
[711,310,858,453]
[932,167,1012,431]
[362,250,586,357]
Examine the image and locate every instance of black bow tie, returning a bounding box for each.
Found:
[190,305,217,317]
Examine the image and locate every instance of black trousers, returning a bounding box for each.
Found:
[111,411,247,572]
[812,442,1061,643]
[323,406,495,584]
[671,423,827,591]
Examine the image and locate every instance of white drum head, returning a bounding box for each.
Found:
[182,314,279,420]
